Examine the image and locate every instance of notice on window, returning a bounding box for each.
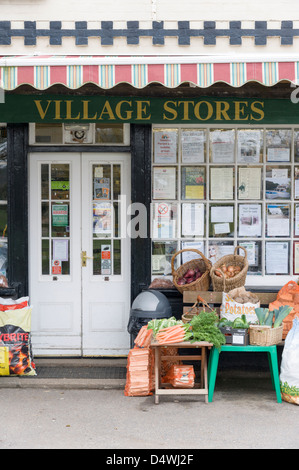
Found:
[210,130,235,163]
[210,167,233,200]
[101,244,111,275]
[237,130,262,163]
[239,204,262,237]
[152,203,177,239]
[238,167,261,200]
[266,242,289,274]
[294,243,299,274]
[53,239,68,262]
[52,204,68,226]
[153,167,176,200]
[267,204,290,237]
[181,130,205,163]
[181,167,205,200]
[154,130,178,163]
[182,203,204,237]
[181,241,205,263]
[239,241,257,266]
[93,202,112,235]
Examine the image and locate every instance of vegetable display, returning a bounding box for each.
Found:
[218,314,250,329]
[176,268,203,286]
[189,311,226,351]
[254,306,293,328]
[214,264,241,279]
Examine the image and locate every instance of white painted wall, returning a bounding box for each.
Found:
[0,0,297,56]
[0,0,297,22]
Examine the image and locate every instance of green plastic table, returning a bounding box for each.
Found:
[207,344,282,403]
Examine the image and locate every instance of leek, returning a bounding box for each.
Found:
[273,306,293,328]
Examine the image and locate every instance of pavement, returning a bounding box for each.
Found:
[0,357,128,390]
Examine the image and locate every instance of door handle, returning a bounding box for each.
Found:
[81,251,94,267]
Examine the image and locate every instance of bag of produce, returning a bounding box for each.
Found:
[280,318,299,405]
[269,281,299,339]
[220,287,260,325]
[0,305,36,376]
[162,364,195,388]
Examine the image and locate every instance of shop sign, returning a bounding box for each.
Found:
[1,95,299,124]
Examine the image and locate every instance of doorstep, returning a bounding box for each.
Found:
[0,357,128,390]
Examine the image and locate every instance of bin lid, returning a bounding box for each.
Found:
[130,290,172,318]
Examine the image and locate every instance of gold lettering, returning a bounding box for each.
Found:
[194,101,213,121]
[234,101,249,121]
[66,100,81,120]
[216,101,231,120]
[82,100,97,120]
[98,101,115,120]
[250,101,264,121]
[34,100,52,120]
[115,101,133,120]
[54,100,62,120]
[163,101,178,121]
[136,100,151,120]
[178,101,194,120]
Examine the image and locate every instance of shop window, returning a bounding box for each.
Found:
[30,123,129,145]
[0,126,7,278]
[151,126,299,286]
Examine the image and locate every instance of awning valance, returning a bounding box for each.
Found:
[0,55,298,90]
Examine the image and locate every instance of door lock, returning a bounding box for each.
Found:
[81,251,94,267]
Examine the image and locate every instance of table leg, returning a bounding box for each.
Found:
[154,347,160,405]
[268,346,282,404]
[208,347,220,403]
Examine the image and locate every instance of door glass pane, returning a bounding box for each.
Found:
[113,165,121,199]
[41,163,71,276]
[51,164,70,200]
[41,164,49,199]
[51,202,70,237]
[92,163,121,276]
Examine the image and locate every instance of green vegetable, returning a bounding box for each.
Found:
[189,310,226,351]
[273,306,293,328]
[147,316,191,337]
[254,305,292,328]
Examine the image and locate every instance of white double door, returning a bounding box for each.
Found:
[29,152,131,356]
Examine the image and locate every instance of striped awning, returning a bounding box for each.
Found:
[0,56,298,90]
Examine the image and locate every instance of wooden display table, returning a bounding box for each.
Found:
[151,340,213,404]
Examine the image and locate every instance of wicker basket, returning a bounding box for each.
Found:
[210,246,248,293]
[171,249,212,294]
[249,325,283,346]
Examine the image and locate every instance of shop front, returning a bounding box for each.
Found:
[1,57,299,356]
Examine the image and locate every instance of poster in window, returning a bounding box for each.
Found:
[266,242,289,274]
[210,129,235,163]
[266,129,291,162]
[238,167,261,200]
[238,204,262,237]
[154,129,178,163]
[265,167,291,200]
[266,204,290,237]
[210,167,234,200]
[181,203,204,237]
[153,167,176,200]
[181,167,205,200]
[237,129,262,163]
[181,129,206,163]
[294,242,299,275]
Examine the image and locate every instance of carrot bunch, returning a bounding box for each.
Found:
[134,325,153,348]
[156,324,187,345]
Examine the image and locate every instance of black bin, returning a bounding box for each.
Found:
[127,290,172,347]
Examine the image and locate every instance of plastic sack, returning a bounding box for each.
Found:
[0,296,29,311]
[220,288,260,324]
[0,306,36,376]
[280,318,299,405]
[162,364,195,388]
[269,281,299,339]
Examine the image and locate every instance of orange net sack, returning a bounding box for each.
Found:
[161,364,195,388]
[269,281,299,339]
[124,347,155,397]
